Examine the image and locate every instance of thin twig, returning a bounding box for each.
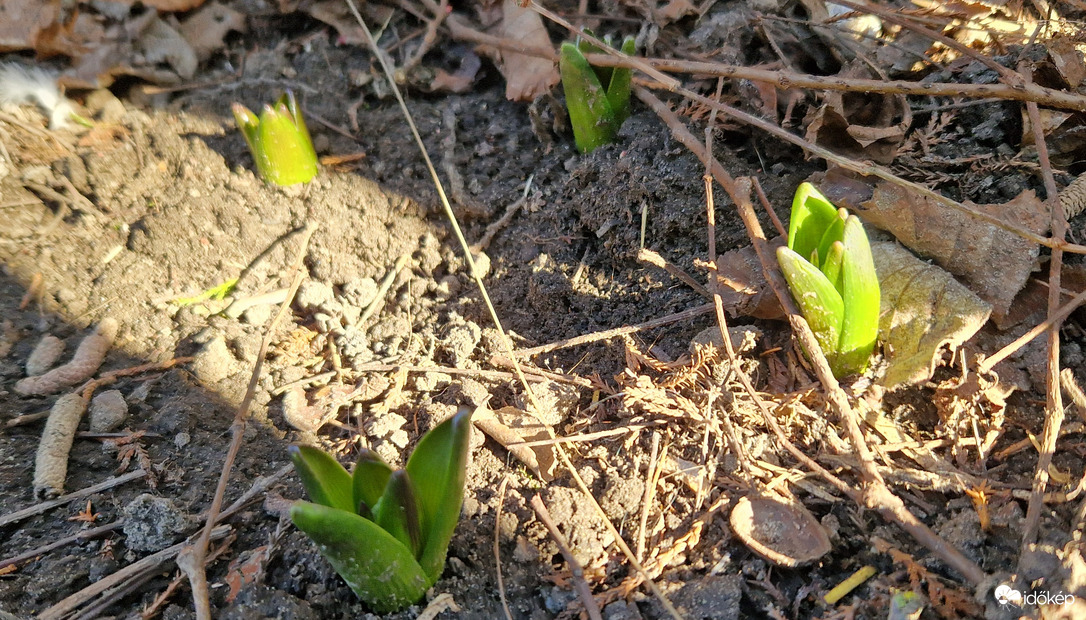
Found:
[0,521,123,571]
[183,225,316,619]
[1017,53,1069,561]
[529,495,603,620]
[636,432,660,563]
[512,304,715,358]
[0,469,147,527]
[493,476,513,620]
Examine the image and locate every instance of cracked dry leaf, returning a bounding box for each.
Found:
[494,0,559,102]
[872,242,991,389]
[843,179,1046,324]
[803,61,909,165]
[472,406,556,480]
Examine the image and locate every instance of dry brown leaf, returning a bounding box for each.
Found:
[0,0,61,53]
[1049,36,1086,89]
[179,1,247,62]
[804,60,908,164]
[473,406,556,480]
[873,242,991,388]
[117,0,208,10]
[494,0,558,102]
[655,0,697,24]
[863,183,1045,323]
[713,238,786,320]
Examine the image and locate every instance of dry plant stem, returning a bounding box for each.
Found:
[399,0,449,75]
[0,469,147,527]
[529,495,603,620]
[0,520,122,572]
[978,286,1086,373]
[345,2,682,616]
[526,1,679,90]
[636,432,660,563]
[512,303,714,357]
[37,526,231,620]
[355,358,594,388]
[578,53,1086,112]
[1018,63,1069,559]
[638,248,713,298]
[184,225,316,620]
[637,85,988,586]
[493,476,514,620]
[472,176,534,252]
[440,17,1086,111]
[1063,369,1086,417]
[358,252,410,325]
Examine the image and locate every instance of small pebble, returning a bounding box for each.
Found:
[89,389,128,432]
[191,336,234,384]
[122,494,194,552]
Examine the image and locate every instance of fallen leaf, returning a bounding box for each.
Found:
[804,61,909,164]
[494,0,559,102]
[655,0,697,24]
[473,406,556,480]
[820,169,1048,324]
[713,238,786,320]
[0,0,61,53]
[872,242,991,388]
[179,1,247,62]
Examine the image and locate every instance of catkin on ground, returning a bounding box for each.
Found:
[33,392,87,498]
[14,318,118,396]
[25,334,64,377]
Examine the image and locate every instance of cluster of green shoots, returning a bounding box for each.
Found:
[777,183,880,378]
[289,409,473,612]
[232,91,319,186]
[559,33,635,153]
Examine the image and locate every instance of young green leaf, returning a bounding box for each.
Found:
[373,470,422,558]
[289,445,355,514]
[820,240,845,295]
[352,447,392,517]
[815,209,847,272]
[788,182,841,262]
[290,501,429,612]
[405,407,474,583]
[834,215,880,376]
[560,42,617,153]
[606,36,636,125]
[232,91,318,186]
[777,246,845,365]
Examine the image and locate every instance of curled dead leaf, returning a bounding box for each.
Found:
[494,0,559,102]
[729,495,831,567]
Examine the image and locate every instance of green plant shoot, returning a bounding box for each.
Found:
[777,183,879,377]
[289,408,473,612]
[559,33,636,153]
[232,91,319,186]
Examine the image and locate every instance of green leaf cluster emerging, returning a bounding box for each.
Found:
[232,91,319,186]
[559,34,636,153]
[777,183,880,377]
[289,408,473,612]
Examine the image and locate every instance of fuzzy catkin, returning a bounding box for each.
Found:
[25,334,64,376]
[14,318,118,396]
[33,392,86,498]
